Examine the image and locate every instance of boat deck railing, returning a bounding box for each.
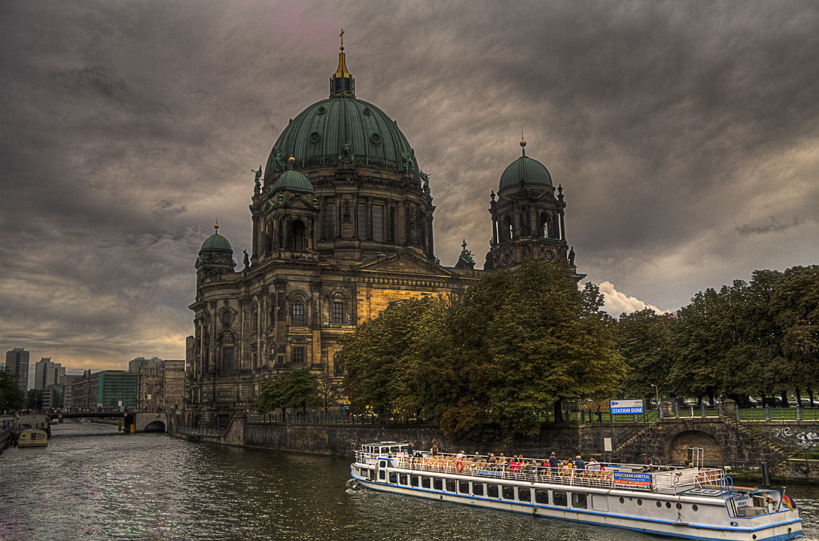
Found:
[356,451,727,494]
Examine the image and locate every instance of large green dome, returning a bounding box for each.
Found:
[499,155,553,191]
[263,96,419,182]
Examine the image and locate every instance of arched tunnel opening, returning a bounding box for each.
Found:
[143,421,166,433]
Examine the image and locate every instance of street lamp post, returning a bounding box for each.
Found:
[650,384,660,416]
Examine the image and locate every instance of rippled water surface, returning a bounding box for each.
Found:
[1,422,817,540]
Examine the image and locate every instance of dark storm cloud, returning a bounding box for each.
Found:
[736,216,805,236]
[51,66,131,102]
[1,0,817,369]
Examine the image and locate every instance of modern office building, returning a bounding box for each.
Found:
[34,358,66,390]
[68,370,138,409]
[129,356,161,373]
[4,348,30,391]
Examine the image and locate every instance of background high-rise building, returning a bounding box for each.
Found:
[34,357,66,390]
[129,356,161,373]
[4,347,30,391]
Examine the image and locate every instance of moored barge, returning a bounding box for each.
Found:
[350,441,802,540]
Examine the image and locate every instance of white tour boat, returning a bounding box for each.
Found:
[350,441,802,540]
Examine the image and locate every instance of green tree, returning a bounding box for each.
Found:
[0,370,25,411]
[254,369,319,418]
[342,296,448,420]
[667,289,725,404]
[26,389,44,410]
[769,265,819,403]
[442,261,625,439]
[618,308,673,401]
[341,261,626,442]
[316,375,341,416]
[719,272,782,405]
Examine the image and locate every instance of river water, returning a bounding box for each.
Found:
[1,422,817,541]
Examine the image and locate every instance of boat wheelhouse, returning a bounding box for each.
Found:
[350,441,802,541]
[18,428,48,448]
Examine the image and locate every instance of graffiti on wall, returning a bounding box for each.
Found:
[770,427,819,448]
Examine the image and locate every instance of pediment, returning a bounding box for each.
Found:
[357,250,452,277]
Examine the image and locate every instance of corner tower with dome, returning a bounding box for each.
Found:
[485,139,585,282]
[185,35,483,430]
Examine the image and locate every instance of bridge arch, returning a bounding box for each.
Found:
[666,429,722,464]
[143,420,166,433]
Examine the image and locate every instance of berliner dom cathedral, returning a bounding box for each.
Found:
[187,33,582,428]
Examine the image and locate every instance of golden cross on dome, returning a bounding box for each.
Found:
[340,29,344,51]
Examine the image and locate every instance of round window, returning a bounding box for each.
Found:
[363,107,372,116]
[310,132,321,144]
[666,502,671,508]
[637,499,643,506]
[656,501,662,508]
[317,106,326,115]
[370,133,381,145]
[619,497,624,504]
[692,504,698,512]
[676,503,682,510]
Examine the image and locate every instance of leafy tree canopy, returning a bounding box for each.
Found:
[0,370,25,411]
[254,369,319,416]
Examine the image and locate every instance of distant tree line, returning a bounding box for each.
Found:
[619,265,818,408]
[254,262,817,443]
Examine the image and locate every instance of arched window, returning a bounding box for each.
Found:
[503,216,513,242]
[292,219,306,251]
[540,212,550,238]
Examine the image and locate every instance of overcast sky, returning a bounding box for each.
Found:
[2,0,817,375]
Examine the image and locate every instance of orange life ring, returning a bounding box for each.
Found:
[456,461,464,472]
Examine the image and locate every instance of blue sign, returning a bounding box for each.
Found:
[610,399,644,414]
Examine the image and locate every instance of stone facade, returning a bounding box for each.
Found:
[138,360,184,412]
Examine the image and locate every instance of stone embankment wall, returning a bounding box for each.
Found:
[775,459,819,484]
[171,418,819,484]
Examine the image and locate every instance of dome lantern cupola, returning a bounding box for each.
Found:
[498,139,553,191]
[330,29,355,98]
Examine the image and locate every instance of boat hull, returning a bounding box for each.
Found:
[351,467,802,541]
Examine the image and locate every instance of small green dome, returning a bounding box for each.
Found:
[200,231,233,254]
[499,155,553,191]
[271,169,315,194]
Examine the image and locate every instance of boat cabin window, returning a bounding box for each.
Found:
[433,478,443,491]
[572,493,588,509]
[379,461,387,468]
[518,488,531,502]
[446,479,456,493]
[473,483,484,496]
[458,481,470,494]
[535,489,549,504]
[421,477,431,489]
[553,491,568,507]
[502,486,515,500]
[487,484,499,498]
[379,470,386,480]
[410,476,419,487]
[399,474,408,485]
